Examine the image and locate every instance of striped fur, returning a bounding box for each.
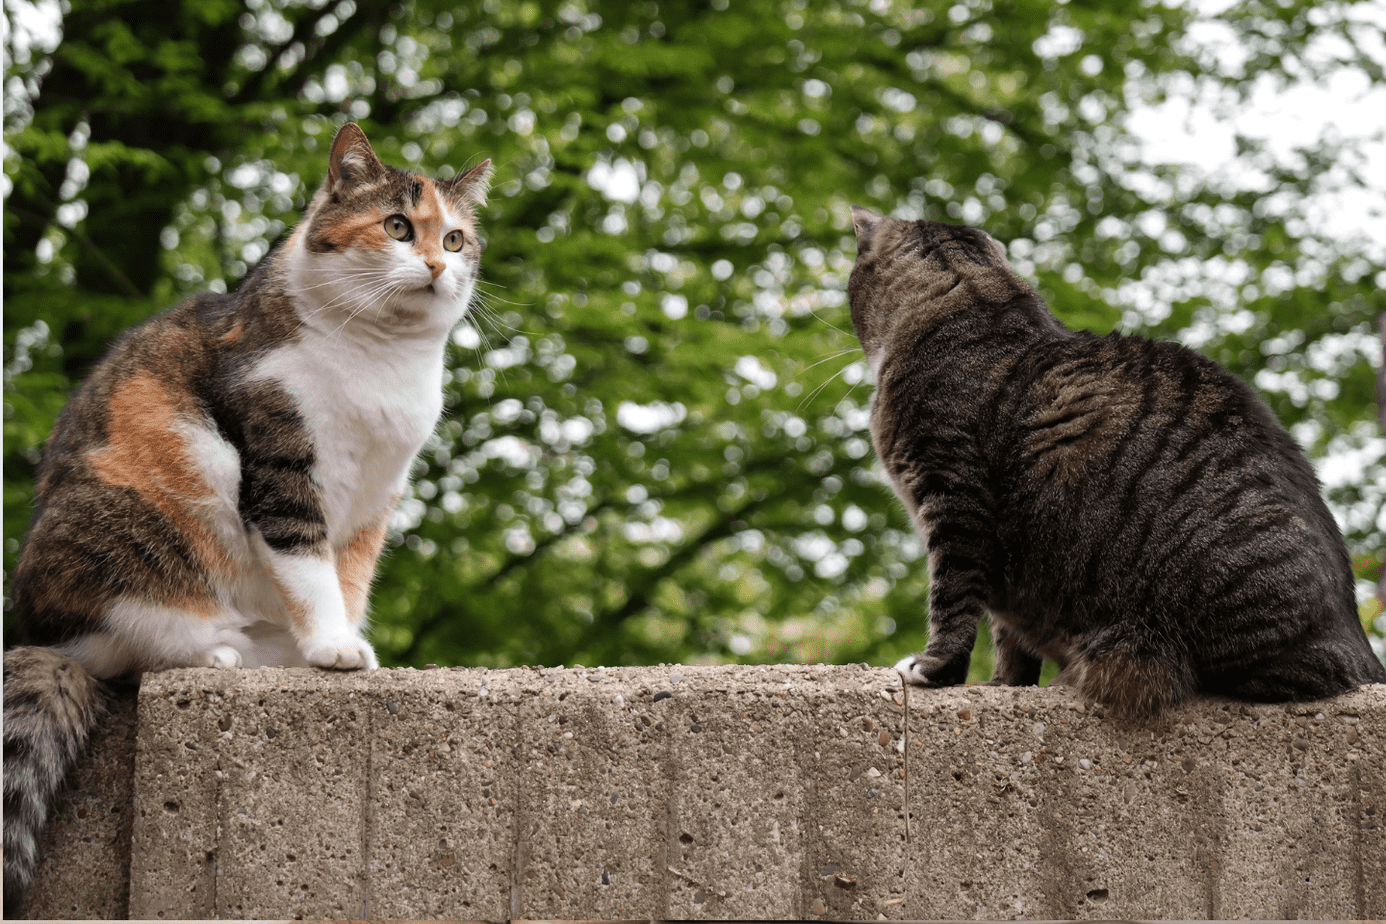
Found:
[849,208,1386,720]
[2,124,492,912]
[2,649,103,917]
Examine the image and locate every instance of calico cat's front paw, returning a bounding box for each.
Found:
[894,653,969,687]
[303,634,380,670]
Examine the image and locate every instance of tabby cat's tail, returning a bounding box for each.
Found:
[2,647,104,918]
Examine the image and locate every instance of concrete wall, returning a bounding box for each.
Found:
[22,665,1386,920]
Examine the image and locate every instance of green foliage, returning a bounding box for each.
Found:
[5,0,1384,674]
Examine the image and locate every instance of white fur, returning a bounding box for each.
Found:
[254,535,377,669]
[894,655,929,685]
[865,345,885,384]
[213,201,478,670]
[63,199,478,678]
[58,597,272,677]
[177,416,254,569]
[268,200,476,541]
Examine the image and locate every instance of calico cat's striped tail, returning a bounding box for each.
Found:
[2,647,105,918]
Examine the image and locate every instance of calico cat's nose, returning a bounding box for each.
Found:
[426,259,444,279]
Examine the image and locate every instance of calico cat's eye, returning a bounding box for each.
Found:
[444,230,465,252]
[384,215,414,241]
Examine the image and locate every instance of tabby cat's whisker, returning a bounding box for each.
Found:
[830,380,865,419]
[809,307,853,339]
[796,356,859,414]
[794,348,862,379]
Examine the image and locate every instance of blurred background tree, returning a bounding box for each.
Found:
[5,0,1384,675]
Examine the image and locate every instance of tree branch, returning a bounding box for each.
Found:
[393,496,619,664]
[9,201,144,299]
[230,4,347,105]
[565,494,762,655]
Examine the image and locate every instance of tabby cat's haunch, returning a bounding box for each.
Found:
[848,207,1384,720]
[2,124,492,915]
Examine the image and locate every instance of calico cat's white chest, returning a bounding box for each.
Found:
[254,333,445,540]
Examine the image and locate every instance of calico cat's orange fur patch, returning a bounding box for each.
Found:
[88,372,235,593]
[336,517,389,623]
[219,321,245,345]
[408,177,448,276]
[269,571,310,630]
[320,210,390,252]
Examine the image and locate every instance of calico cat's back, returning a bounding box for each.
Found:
[848,208,1385,719]
[14,261,301,654]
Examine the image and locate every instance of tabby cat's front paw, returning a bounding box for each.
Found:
[303,634,379,670]
[894,653,968,687]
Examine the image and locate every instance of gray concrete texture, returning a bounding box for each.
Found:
[21,664,1386,920]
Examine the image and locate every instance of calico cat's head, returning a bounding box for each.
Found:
[847,207,1022,369]
[286,123,494,335]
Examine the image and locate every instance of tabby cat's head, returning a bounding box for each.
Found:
[288,123,494,335]
[847,207,1021,369]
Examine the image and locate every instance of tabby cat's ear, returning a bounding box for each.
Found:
[850,205,884,245]
[326,123,386,196]
[443,158,494,208]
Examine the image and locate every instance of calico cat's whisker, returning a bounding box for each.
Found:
[473,279,533,307]
[456,299,510,393]
[311,273,405,317]
[319,287,401,336]
[296,268,393,291]
[473,301,522,393]
[299,274,402,323]
[470,297,514,347]
[294,269,396,305]
[470,291,541,336]
[329,280,410,339]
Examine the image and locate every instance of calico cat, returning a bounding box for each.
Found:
[2,123,492,914]
[848,206,1385,719]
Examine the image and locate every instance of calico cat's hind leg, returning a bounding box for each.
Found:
[203,645,244,669]
[50,597,269,678]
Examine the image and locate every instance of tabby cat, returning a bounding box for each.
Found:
[2,123,492,914]
[848,207,1385,719]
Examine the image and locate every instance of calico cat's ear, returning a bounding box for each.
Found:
[850,205,884,244]
[443,158,494,208]
[327,122,386,195]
